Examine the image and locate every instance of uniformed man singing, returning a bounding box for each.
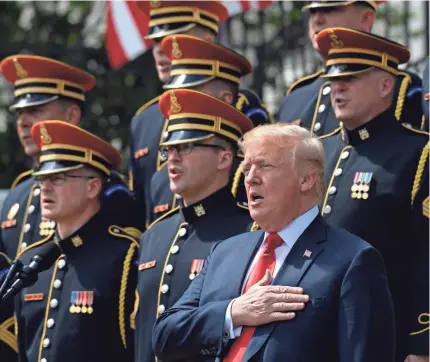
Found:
[130,1,272,226]
[14,121,138,362]
[315,28,429,362]
[278,1,424,136]
[133,89,256,362]
[0,55,98,362]
[150,34,268,222]
[0,55,143,254]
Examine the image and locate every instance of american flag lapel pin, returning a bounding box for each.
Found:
[303,249,312,258]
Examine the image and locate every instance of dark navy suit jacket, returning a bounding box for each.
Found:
[153,215,396,362]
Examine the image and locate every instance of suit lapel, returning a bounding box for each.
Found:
[243,215,328,362]
[231,231,265,296]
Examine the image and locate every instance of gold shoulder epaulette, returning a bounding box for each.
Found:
[286,70,323,96]
[108,225,140,247]
[134,95,161,116]
[401,123,430,137]
[10,169,33,190]
[147,206,180,230]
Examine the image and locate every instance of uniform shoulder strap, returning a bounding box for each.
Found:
[147,206,180,230]
[10,170,33,190]
[134,95,161,116]
[401,123,430,137]
[286,70,323,96]
[108,225,140,247]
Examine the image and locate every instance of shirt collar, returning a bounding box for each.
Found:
[265,205,319,249]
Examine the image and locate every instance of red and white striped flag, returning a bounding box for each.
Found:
[105,0,274,70]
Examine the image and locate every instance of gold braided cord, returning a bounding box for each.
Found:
[250,222,260,231]
[231,164,243,198]
[395,72,412,121]
[410,313,430,335]
[411,141,429,206]
[130,290,139,330]
[0,317,17,352]
[235,93,249,112]
[119,243,137,349]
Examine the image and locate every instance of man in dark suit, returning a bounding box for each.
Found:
[152,123,395,362]
[277,1,423,135]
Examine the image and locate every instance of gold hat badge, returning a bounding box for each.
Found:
[40,124,52,145]
[170,90,182,114]
[150,0,161,8]
[172,37,183,59]
[328,29,344,49]
[13,58,28,79]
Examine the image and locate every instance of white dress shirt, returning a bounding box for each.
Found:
[224,206,319,339]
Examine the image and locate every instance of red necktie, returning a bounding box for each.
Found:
[224,233,284,362]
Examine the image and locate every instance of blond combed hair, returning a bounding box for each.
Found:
[239,123,326,204]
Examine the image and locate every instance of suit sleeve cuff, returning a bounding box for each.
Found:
[224,299,243,340]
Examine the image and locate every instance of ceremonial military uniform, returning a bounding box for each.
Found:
[316,28,429,360]
[0,55,97,259]
[0,252,16,361]
[0,55,97,362]
[15,217,138,362]
[130,2,272,225]
[129,1,229,227]
[150,89,272,221]
[14,120,138,362]
[278,0,424,135]
[134,89,257,362]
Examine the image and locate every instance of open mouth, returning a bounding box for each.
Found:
[334,98,349,107]
[42,197,55,205]
[168,167,183,179]
[249,192,264,203]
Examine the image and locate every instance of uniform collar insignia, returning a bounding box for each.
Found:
[343,108,396,146]
[57,212,103,253]
[181,186,236,223]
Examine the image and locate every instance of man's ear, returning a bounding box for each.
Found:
[219,91,234,105]
[87,178,102,200]
[380,74,395,99]
[65,103,82,125]
[359,9,376,32]
[203,32,215,42]
[300,171,317,193]
[218,149,234,171]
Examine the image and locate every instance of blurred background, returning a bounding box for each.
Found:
[0,0,428,194]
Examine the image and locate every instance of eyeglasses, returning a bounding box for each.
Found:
[159,142,225,159]
[34,173,96,186]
